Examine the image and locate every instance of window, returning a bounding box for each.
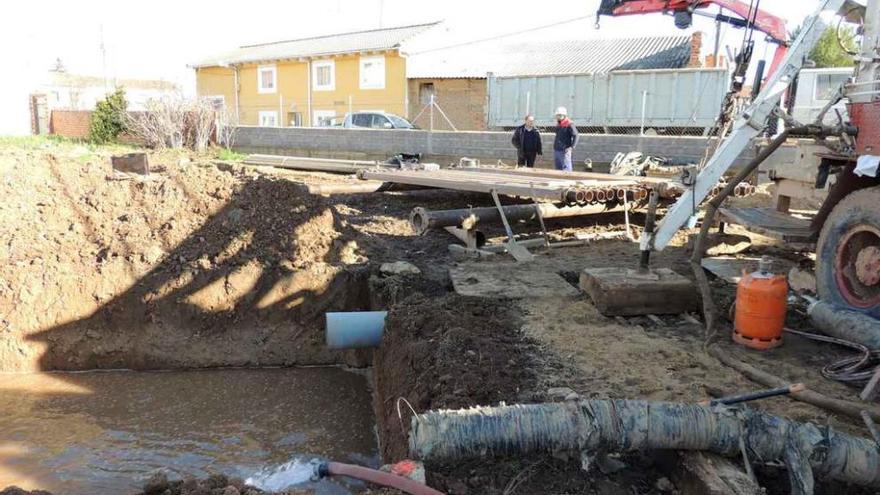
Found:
[257,65,276,94]
[359,55,385,89]
[352,113,372,127]
[204,95,225,110]
[313,110,336,127]
[287,112,303,127]
[370,114,392,129]
[814,73,850,100]
[312,60,335,91]
[419,83,434,105]
[258,111,278,127]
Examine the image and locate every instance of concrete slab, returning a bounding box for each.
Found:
[449,264,579,299]
[580,267,698,316]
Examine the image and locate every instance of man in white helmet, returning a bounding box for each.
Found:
[552,106,578,172]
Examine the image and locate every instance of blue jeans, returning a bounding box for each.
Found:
[554,148,573,171]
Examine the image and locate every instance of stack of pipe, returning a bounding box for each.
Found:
[359,167,654,207]
[410,202,637,235]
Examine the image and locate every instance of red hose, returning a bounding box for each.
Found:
[325,461,446,495]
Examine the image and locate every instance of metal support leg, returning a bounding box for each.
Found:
[533,200,551,249]
[639,191,660,272]
[491,189,534,262]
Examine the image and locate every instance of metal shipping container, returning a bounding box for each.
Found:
[487,68,730,133]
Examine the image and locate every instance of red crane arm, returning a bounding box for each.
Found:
[598,0,788,44]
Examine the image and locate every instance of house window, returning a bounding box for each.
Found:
[313,110,336,127]
[287,112,303,127]
[814,72,850,100]
[204,95,225,110]
[419,82,435,105]
[258,65,276,94]
[258,111,278,127]
[313,60,335,91]
[359,55,386,89]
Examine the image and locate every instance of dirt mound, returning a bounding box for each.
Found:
[0,143,371,371]
[373,290,537,461]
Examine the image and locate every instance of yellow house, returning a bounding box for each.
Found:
[193,23,437,127]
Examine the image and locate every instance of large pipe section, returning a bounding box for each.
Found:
[409,400,880,493]
[410,202,630,235]
[804,296,880,349]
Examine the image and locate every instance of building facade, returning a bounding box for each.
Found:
[407,78,487,131]
[194,23,436,127]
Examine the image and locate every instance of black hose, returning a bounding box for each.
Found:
[783,327,880,385]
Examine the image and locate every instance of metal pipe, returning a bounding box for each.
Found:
[410,203,630,235]
[245,154,380,174]
[584,190,595,203]
[596,189,607,202]
[639,191,660,271]
[307,182,429,195]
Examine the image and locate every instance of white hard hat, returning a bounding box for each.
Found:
[555,106,567,116]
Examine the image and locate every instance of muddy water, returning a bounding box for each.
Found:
[0,367,378,495]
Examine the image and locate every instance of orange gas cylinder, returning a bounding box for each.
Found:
[733,257,788,350]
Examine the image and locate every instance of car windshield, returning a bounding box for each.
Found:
[386,114,413,129]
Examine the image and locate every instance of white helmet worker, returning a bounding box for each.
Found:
[555,106,567,116]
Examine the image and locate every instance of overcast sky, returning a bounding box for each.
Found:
[2,0,821,134]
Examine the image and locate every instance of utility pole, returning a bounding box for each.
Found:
[99,24,108,90]
[378,0,384,28]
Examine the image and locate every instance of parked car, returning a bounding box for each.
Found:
[342,112,415,129]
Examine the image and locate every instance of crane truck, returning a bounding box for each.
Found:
[597,0,880,317]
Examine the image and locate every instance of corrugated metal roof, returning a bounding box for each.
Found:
[193,22,439,67]
[406,36,692,79]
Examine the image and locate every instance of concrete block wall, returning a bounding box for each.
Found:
[232,126,793,169]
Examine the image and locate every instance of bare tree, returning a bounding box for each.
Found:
[125,95,220,152]
[216,106,238,150]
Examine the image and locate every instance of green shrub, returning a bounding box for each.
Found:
[89,89,128,143]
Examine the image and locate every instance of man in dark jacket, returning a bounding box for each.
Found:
[511,115,542,167]
[552,106,578,172]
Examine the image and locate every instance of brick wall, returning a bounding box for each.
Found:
[232,126,796,169]
[50,110,92,139]
[408,78,488,131]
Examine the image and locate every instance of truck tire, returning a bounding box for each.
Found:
[816,186,880,317]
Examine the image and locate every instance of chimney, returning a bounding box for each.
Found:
[688,31,703,67]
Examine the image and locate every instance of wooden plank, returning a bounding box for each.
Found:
[860,367,880,402]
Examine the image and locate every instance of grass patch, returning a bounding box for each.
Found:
[216,147,246,161]
[0,134,138,156]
